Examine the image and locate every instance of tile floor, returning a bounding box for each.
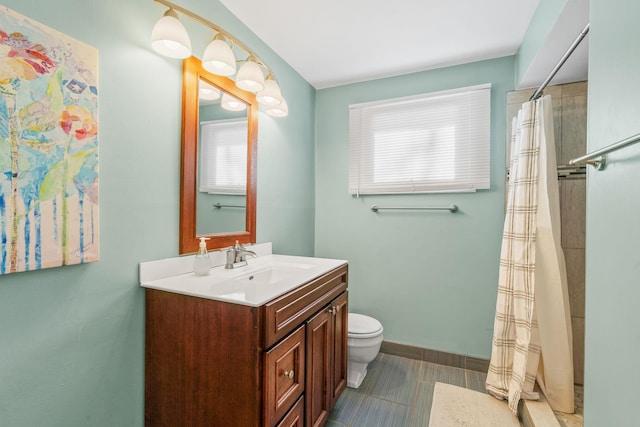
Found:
[327,353,489,427]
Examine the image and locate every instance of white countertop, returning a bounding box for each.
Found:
[140,254,347,307]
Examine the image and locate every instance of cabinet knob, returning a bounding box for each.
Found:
[283,370,295,379]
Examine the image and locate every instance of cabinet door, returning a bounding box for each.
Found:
[330,291,348,406]
[305,306,332,427]
[265,326,305,427]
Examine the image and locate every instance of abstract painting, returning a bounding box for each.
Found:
[0,6,99,274]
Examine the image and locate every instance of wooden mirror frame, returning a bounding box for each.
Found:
[179,56,258,254]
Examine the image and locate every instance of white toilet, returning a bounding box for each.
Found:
[347,313,384,388]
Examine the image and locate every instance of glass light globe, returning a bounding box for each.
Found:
[151,9,192,59]
[202,35,236,76]
[221,93,247,111]
[266,97,288,117]
[236,57,265,92]
[257,78,282,106]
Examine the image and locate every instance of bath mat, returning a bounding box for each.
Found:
[429,382,520,427]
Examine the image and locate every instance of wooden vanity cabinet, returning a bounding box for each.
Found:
[145,264,348,427]
[305,291,348,427]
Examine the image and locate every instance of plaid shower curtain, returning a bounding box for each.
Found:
[486,95,574,415]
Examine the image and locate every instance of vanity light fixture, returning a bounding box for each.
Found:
[151,0,288,117]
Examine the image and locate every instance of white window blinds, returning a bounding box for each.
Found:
[199,118,248,195]
[349,84,491,195]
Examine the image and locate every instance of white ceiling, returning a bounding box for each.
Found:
[220,0,545,89]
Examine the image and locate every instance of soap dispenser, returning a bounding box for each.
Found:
[193,237,211,276]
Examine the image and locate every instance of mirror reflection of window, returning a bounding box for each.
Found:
[199,118,248,195]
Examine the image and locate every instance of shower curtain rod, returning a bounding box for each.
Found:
[530,23,590,101]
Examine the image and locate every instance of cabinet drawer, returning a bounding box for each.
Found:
[275,396,304,427]
[264,326,305,427]
[265,265,348,348]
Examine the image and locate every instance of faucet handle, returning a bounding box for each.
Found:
[224,245,237,269]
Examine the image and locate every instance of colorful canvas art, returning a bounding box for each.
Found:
[0,6,99,274]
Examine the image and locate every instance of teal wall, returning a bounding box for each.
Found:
[314,57,515,358]
[0,0,316,425]
[515,0,567,85]
[584,0,640,425]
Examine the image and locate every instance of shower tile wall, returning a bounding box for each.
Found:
[506,82,587,385]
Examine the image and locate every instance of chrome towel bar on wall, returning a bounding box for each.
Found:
[213,203,246,209]
[370,204,459,213]
[570,132,640,170]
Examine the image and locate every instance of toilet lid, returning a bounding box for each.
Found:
[349,313,383,335]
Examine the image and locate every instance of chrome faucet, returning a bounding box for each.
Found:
[225,241,257,269]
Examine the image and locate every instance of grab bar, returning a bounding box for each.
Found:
[213,203,246,209]
[371,204,458,213]
[570,132,640,170]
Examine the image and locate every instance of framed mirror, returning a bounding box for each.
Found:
[180,56,257,254]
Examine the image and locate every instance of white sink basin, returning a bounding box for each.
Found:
[141,254,347,306]
[232,262,314,286]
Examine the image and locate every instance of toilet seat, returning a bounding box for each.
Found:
[348,313,383,338]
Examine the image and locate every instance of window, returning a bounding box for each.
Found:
[199,118,247,195]
[348,84,491,195]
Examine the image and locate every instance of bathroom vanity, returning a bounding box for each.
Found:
[142,253,348,427]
